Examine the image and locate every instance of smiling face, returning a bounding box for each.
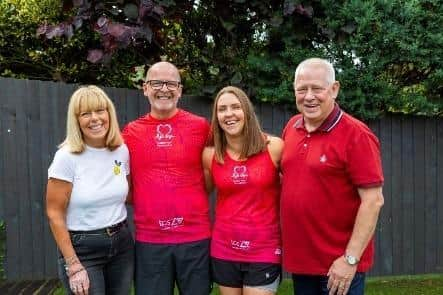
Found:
[77,107,109,148]
[143,62,182,119]
[294,64,340,130]
[216,92,245,138]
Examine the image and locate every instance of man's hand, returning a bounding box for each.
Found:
[327,256,357,295]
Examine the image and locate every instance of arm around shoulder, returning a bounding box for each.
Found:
[267,136,284,168]
[202,147,215,193]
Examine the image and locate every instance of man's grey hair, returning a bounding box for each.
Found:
[294,58,336,85]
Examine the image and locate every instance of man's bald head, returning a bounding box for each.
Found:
[146,61,181,82]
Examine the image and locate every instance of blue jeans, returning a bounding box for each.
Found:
[58,223,134,295]
[292,272,366,295]
[135,239,211,295]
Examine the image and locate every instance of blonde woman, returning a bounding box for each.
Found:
[46,85,133,295]
[203,86,283,295]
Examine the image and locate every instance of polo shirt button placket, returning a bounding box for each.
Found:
[303,133,311,149]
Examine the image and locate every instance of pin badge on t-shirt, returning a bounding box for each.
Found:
[155,124,174,147]
[113,160,122,175]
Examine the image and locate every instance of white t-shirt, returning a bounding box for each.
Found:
[48,144,130,230]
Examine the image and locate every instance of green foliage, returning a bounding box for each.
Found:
[1,0,442,118]
[158,0,442,118]
[318,0,443,117]
[0,0,156,87]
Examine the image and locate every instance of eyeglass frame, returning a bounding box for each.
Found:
[144,80,182,91]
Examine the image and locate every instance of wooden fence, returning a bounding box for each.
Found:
[0,77,442,280]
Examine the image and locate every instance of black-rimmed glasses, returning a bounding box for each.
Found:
[145,80,181,90]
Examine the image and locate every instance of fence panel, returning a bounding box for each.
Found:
[0,77,442,279]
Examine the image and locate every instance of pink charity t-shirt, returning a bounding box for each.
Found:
[122,109,211,243]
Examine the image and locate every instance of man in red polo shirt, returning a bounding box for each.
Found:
[122,61,211,295]
[281,58,384,295]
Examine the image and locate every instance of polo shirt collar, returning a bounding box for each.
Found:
[293,103,343,133]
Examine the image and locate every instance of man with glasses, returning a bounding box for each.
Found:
[122,61,211,295]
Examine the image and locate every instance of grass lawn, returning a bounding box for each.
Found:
[365,274,443,295]
[52,274,443,294]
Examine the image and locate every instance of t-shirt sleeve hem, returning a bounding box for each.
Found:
[356,181,384,188]
[47,174,73,183]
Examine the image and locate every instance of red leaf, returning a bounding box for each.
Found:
[87,49,104,63]
[36,22,48,36]
[152,5,165,16]
[46,24,65,39]
[108,23,130,38]
[95,17,109,34]
[97,16,108,28]
[296,4,313,18]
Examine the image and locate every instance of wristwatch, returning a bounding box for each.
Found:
[344,254,359,266]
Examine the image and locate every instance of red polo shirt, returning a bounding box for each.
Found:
[281,104,384,274]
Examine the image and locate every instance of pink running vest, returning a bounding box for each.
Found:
[210,149,281,263]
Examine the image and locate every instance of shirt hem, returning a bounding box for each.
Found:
[135,232,211,244]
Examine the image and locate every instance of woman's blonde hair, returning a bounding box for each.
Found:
[211,86,266,163]
[60,85,123,153]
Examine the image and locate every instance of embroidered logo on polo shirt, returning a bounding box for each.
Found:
[232,165,248,184]
[274,248,282,255]
[320,154,327,163]
[158,217,184,230]
[113,160,122,175]
[155,124,174,147]
[231,240,250,250]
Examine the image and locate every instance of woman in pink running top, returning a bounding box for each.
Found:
[202,86,284,295]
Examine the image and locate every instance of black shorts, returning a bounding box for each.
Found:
[135,239,211,295]
[211,257,281,288]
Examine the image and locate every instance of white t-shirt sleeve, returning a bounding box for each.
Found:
[122,144,130,176]
[48,148,75,183]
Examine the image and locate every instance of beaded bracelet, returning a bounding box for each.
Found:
[64,256,81,274]
[64,255,79,266]
[68,267,85,278]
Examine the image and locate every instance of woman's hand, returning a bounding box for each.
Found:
[68,261,90,295]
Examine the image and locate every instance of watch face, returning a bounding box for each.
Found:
[346,255,357,265]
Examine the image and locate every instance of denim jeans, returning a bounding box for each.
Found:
[58,223,134,295]
[292,272,366,295]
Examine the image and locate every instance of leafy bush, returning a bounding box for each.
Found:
[1,0,442,119]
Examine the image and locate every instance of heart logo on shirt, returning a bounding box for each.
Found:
[233,165,247,177]
[232,165,248,184]
[157,124,172,137]
[155,123,174,147]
